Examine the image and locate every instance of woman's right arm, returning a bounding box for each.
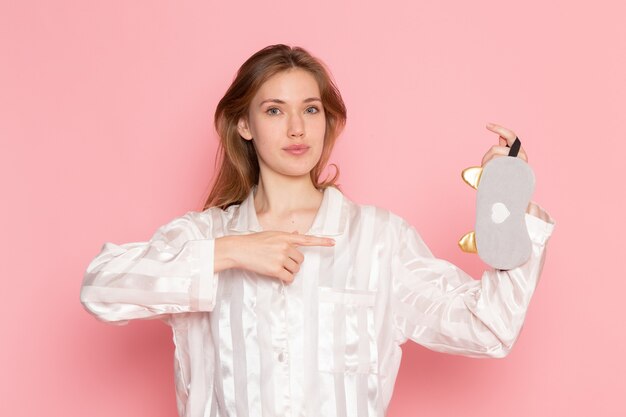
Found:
[80,212,335,325]
[80,212,222,325]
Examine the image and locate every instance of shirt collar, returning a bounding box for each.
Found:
[226,184,347,237]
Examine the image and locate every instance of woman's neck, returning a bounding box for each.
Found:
[253,176,322,218]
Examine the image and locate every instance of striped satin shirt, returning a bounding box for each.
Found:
[80,184,556,417]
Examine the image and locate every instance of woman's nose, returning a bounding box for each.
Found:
[288,115,304,138]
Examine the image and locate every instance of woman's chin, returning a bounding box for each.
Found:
[273,166,317,178]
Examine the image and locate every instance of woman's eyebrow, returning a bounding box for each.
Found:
[259,97,321,107]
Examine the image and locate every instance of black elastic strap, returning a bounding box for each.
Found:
[507,136,521,157]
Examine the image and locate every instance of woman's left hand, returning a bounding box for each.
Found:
[480,122,528,166]
[481,122,537,214]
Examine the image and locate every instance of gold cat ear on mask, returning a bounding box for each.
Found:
[458,230,477,253]
[461,166,483,190]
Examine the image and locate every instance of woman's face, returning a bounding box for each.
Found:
[237,68,326,180]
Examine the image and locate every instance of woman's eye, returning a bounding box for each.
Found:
[267,107,280,115]
[306,106,320,114]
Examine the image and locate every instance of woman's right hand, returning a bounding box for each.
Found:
[214,231,335,284]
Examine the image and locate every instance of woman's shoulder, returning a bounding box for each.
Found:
[196,203,242,232]
[158,204,235,240]
[345,197,409,233]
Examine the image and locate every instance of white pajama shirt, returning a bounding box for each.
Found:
[80,184,556,417]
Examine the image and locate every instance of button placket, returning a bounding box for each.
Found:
[278,282,290,365]
[273,279,292,415]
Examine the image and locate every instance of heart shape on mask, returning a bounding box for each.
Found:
[491,202,510,224]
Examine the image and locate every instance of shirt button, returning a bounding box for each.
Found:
[278,351,287,362]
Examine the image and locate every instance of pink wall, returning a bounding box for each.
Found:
[1,0,623,416]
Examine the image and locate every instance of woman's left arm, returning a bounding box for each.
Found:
[390,123,556,357]
[391,205,555,358]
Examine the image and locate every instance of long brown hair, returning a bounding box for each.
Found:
[202,44,347,211]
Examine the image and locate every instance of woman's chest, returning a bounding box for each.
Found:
[207,238,392,374]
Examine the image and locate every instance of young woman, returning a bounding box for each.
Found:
[80,44,556,417]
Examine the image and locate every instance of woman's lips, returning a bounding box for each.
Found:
[283,146,310,155]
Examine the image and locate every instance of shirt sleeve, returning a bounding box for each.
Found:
[390,201,556,358]
[80,211,220,325]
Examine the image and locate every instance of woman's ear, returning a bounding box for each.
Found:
[237,116,253,140]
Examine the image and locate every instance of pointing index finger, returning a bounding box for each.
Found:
[289,233,336,246]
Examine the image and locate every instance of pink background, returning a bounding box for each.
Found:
[1,0,623,416]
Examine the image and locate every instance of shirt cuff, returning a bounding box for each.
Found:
[187,239,220,312]
[525,201,556,246]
